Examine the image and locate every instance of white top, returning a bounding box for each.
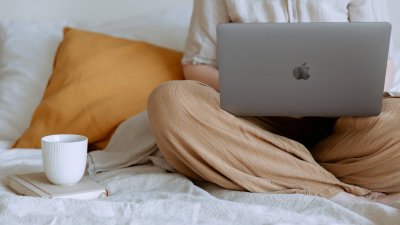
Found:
[182,0,391,68]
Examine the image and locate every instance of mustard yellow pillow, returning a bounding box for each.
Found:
[14,27,183,149]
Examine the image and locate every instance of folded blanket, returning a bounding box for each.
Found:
[87,111,174,175]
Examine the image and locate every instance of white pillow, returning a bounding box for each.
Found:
[90,5,191,52]
[0,4,192,148]
[0,21,71,148]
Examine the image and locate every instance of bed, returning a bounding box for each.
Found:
[0,0,400,224]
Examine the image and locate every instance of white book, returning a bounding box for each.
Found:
[7,172,108,200]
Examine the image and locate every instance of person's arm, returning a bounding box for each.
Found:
[348,0,394,91]
[385,58,394,91]
[181,0,230,92]
[183,64,220,91]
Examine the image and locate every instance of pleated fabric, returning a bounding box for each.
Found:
[147,80,399,198]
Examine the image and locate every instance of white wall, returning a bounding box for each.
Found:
[0,0,398,48]
[387,0,400,49]
[0,0,190,22]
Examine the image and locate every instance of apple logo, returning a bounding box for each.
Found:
[293,63,311,80]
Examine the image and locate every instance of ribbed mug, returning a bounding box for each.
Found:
[41,134,88,186]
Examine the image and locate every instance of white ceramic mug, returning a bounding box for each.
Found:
[41,134,88,186]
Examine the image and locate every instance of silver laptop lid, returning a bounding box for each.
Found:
[217,22,391,117]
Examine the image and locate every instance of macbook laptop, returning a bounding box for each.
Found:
[217,22,391,117]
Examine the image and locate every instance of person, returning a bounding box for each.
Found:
[147,0,400,205]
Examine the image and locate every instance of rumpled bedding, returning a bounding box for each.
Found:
[1,149,399,224]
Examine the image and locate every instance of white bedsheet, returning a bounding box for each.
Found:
[0,149,399,225]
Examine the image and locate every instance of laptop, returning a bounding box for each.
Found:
[217,22,391,117]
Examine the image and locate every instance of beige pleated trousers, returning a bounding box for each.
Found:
[147,80,400,198]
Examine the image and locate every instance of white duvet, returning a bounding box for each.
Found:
[0,149,399,225]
